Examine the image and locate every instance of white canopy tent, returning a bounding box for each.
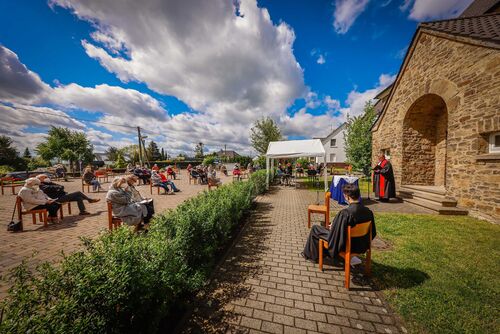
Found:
[265,139,328,190]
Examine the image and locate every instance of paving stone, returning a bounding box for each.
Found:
[177,187,403,333]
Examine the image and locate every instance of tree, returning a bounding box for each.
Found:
[146,141,161,161]
[0,135,27,170]
[121,145,141,164]
[344,101,377,176]
[160,148,166,160]
[23,147,32,159]
[194,142,204,159]
[36,127,93,172]
[114,152,127,168]
[105,146,120,162]
[250,117,282,155]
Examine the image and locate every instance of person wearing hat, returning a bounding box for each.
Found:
[18,178,62,223]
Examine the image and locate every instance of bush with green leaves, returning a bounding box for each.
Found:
[0,170,269,333]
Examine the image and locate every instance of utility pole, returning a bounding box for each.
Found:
[137,126,143,166]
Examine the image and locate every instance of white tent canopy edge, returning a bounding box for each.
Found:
[265,139,328,190]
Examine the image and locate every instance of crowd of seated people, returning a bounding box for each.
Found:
[190,165,208,184]
[18,178,62,224]
[132,165,151,185]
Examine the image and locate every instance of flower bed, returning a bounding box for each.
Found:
[0,171,270,333]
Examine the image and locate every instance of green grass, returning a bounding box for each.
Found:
[372,213,500,334]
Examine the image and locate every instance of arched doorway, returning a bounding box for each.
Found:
[402,94,448,186]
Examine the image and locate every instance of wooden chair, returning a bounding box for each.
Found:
[58,202,72,219]
[16,196,48,228]
[319,221,372,290]
[95,170,108,183]
[107,201,123,230]
[188,173,198,184]
[150,181,161,195]
[307,191,331,228]
[207,179,220,190]
[1,178,23,195]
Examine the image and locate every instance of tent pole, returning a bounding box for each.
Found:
[324,153,328,191]
[266,156,270,189]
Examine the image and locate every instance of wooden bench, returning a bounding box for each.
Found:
[106,201,123,230]
[1,178,23,195]
[319,221,372,290]
[307,191,331,228]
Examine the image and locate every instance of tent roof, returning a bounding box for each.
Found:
[266,139,325,158]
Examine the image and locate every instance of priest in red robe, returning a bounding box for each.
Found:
[373,152,396,201]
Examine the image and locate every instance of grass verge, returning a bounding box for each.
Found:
[372,213,500,334]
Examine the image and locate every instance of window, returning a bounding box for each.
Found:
[329,153,336,162]
[489,132,500,153]
[330,138,337,147]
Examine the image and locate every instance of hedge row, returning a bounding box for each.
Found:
[0,170,270,334]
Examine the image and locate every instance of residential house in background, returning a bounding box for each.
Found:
[216,149,240,160]
[315,122,347,166]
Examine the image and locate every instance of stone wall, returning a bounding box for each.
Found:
[372,32,500,222]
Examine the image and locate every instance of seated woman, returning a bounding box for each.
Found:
[133,166,151,185]
[18,177,62,223]
[83,167,103,191]
[166,165,176,179]
[151,164,160,172]
[232,164,242,179]
[106,177,153,231]
[187,163,193,174]
[160,170,180,192]
[220,165,228,176]
[151,170,172,194]
[207,165,221,186]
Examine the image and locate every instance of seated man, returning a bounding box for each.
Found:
[37,174,100,215]
[301,184,376,262]
[159,169,180,192]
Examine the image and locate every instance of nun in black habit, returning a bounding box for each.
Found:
[301,184,376,262]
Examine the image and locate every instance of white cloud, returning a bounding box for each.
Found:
[280,108,341,138]
[324,96,341,111]
[0,46,50,103]
[333,0,370,34]
[340,73,395,119]
[51,0,306,123]
[401,0,473,21]
[317,55,326,64]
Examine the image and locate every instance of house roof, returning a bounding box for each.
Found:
[420,13,500,45]
[374,84,393,100]
[460,0,500,17]
[315,122,346,143]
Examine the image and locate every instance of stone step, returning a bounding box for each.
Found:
[401,184,446,196]
[404,197,468,215]
[399,188,457,207]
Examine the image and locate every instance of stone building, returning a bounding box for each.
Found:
[371,0,500,222]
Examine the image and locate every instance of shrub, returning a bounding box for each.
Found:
[0,170,269,333]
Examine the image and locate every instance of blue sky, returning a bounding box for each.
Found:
[0,0,473,155]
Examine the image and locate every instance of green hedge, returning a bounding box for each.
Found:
[0,170,270,333]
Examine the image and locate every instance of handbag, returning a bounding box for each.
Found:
[7,201,23,232]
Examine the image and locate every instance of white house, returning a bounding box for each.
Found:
[315,123,347,164]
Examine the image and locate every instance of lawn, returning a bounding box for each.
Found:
[372,213,500,334]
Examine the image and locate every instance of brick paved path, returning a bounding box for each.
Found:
[183,187,409,334]
[0,170,232,298]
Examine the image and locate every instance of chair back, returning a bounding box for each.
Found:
[346,221,372,254]
[107,201,114,230]
[324,192,331,221]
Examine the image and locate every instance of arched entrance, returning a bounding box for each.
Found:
[402,94,448,186]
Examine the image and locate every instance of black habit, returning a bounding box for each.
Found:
[373,159,396,200]
[303,202,376,262]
